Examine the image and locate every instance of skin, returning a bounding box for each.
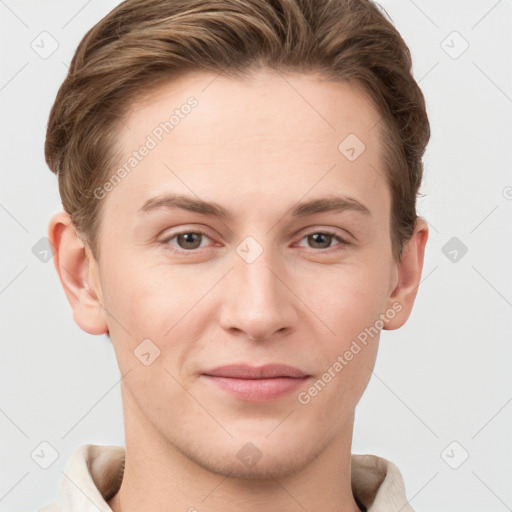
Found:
[49,68,428,512]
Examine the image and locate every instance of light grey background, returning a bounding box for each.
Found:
[1,1,511,511]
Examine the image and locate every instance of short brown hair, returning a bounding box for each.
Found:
[45,0,430,262]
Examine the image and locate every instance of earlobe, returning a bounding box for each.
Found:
[48,211,109,335]
[384,217,429,331]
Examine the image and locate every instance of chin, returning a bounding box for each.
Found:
[191,449,313,481]
[178,432,329,481]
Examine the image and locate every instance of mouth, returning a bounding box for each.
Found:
[201,364,310,402]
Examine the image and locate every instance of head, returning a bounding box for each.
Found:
[47,0,429,479]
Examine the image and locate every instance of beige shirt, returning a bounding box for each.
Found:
[38,444,415,511]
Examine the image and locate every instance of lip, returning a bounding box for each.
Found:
[201,364,310,402]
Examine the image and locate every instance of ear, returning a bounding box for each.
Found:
[48,211,109,335]
[384,217,429,330]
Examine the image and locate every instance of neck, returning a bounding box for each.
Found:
[108,387,362,512]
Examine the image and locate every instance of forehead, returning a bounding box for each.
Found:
[106,68,389,220]
[121,68,382,149]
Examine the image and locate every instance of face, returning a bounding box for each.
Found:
[83,69,404,478]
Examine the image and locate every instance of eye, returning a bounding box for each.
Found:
[296,231,348,250]
[160,229,349,254]
[162,230,213,251]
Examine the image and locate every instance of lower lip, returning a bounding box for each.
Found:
[202,375,309,402]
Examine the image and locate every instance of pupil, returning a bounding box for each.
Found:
[179,233,200,249]
[310,233,330,248]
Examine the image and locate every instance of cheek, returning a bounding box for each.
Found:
[293,265,386,419]
[101,254,212,377]
[101,252,185,332]
[294,258,391,342]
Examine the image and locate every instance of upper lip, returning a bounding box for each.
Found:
[202,364,308,379]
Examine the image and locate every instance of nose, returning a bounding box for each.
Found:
[218,245,298,342]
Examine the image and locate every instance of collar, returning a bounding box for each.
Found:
[39,444,414,512]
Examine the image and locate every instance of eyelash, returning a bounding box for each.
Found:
[161,229,349,254]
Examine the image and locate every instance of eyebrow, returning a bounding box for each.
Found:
[137,193,371,219]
